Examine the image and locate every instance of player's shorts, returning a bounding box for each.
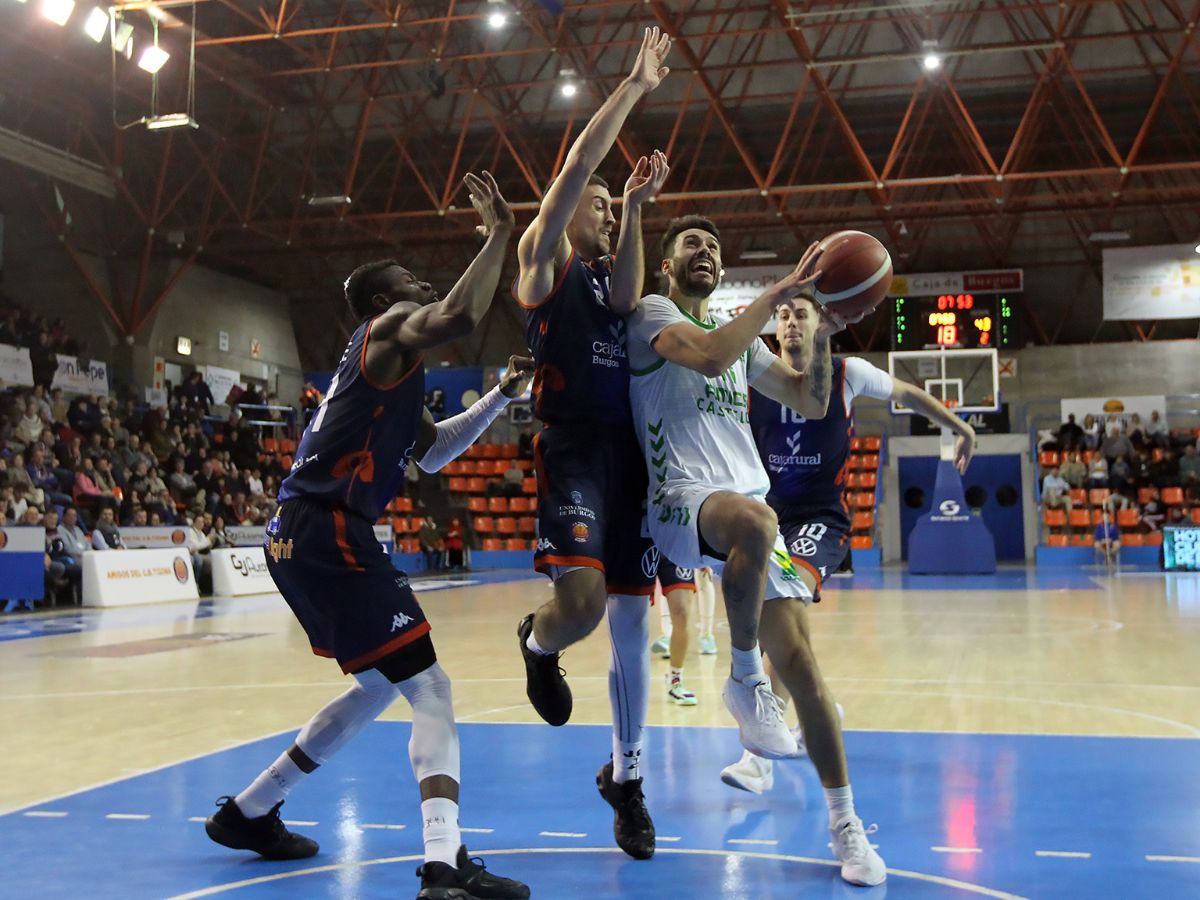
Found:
[648,482,811,604]
[532,423,657,596]
[265,497,435,676]
[773,504,851,600]
[656,552,696,592]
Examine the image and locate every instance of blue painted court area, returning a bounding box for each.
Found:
[4,724,1198,899]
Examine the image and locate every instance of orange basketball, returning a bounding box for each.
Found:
[812,230,893,321]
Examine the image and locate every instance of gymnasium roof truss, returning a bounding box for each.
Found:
[1,0,1198,363]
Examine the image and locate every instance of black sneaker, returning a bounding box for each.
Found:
[596,760,655,860]
[204,796,319,860]
[517,613,572,726]
[416,844,530,899]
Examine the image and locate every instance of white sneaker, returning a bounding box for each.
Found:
[698,633,717,655]
[830,816,886,886]
[722,674,798,759]
[720,751,774,794]
[793,701,844,757]
[650,635,670,658]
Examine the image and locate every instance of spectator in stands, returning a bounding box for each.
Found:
[169,457,199,503]
[1094,517,1120,565]
[501,461,524,498]
[148,418,175,463]
[445,517,465,570]
[180,371,215,414]
[16,402,46,448]
[1130,447,1153,487]
[1127,413,1147,449]
[28,385,51,419]
[30,331,56,387]
[27,448,71,507]
[1142,487,1166,531]
[418,517,444,571]
[245,467,264,498]
[1086,453,1109,488]
[1151,449,1179,488]
[1109,454,1133,493]
[146,488,181,526]
[49,388,68,425]
[209,515,230,549]
[59,507,90,560]
[1059,451,1087,489]
[68,396,102,436]
[1101,425,1133,464]
[44,508,81,602]
[7,453,44,509]
[93,457,119,498]
[74,457,118,513]
[1041,466,1073,513]
[1,484,28,524]
[1146,410,1169,448]
[1081,414,1101,450]
[1180,443,1200,484]
[1056,414,1084,451]
[91,507,126,550]
[129,508,149,527]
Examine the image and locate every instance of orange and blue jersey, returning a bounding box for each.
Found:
[279,316,424,522]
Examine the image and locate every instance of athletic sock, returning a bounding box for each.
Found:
[421,797,461,867]
[824,784,856,828]
[669,667,683,684]
[730,643,765,682]
[612,738,644,784]
[525,631,554,656]
[235,750,310,818]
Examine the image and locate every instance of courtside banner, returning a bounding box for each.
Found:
[0,343,34,388]
[51,355,109,396]
[225,525,267,547]
[121,526,194,549]
[83,548,199,607]
[0,526,45,601]
[211,547,277,596]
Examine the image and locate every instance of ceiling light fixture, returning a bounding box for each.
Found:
[41,0,74,26]
[138,43,169,73]
[83,5,107,41]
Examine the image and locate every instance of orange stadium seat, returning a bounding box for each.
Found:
[481,444,502,458]
[850,437,865,452]
[861,454,880,469]
[518,516,537,534]
[392,517,410,534]
[501,444,519,458]
[504,538,527,552]
[1091,509,1110,526]
[1068,510,1091,529]
[1045,534,1069,547]
[1043,509,1067,528]
[1137,487,1154,505]
[473,516,494,534]
[1152,448,1165,462]
[1192,508,1200,525]
[1162,487,1184,505]
[496,517,517,535]
[464,444,484,458]
[850,536,873,549]
[443,461,465,476]
[467,497,487,513]
[854,492,875,509]
[1123,533,1145,546]
[858,472,877,489]
[1145,531,1164,546]
[1117,509,1140,528]
[508,497,533,513]
[863,436,882,452]
[845,473,859,489]
[1070,535,1091,547]
[1039,451,1060,468]
[482,538,503,551]
[393,497,413,512]
[522,477,537,494]
[448,477,468,493]
[456,461,477,475]
[262,437,277,453]
[1088,488,1111,506]
[488,497,509,514]
[851,511,874,531]
[1068,488,1087,506]
[516,458,533,471]
[467,477,487,494]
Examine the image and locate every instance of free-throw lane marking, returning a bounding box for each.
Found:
[1035,850,1091,859]
[1146,855,1200,864]
[728,838,778,846]
[282,820,317,826]
[361,824,406,830]
[461,827,494,834]
[106,813,151,820]
[932,846,982,854]
[539,831,586,838]
[23,811,68,818]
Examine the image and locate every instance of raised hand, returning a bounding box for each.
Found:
[464,171,514,237]
[814,303,847,340]
[499,355,535,399]
[629,26,672,92]
[624,149,670,206]
[952,426,977,474]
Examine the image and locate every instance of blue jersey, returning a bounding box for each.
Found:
[749,357,853,517]
[278,317,424,521]
[519,251,632,427]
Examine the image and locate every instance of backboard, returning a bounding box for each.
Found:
[888,347,1000,415]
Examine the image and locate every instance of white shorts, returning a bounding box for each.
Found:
[647,482,811,604]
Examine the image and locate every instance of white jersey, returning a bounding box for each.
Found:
[626,294,777,504]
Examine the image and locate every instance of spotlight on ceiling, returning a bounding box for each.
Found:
[306,195,353,207]
[559,68,578,98]
[923,53,941,71]
[137,44,170,74]
[110,19,134,54]
[42,0,75,26]
[488,11,507,28]
[82,5,107,41]
[145,113,198,131]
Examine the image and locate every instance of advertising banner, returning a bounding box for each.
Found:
[82,548,199,607]
[51,355,109,395]
[211,547,277,596]
[0,343,34,388]
[1103,244,1200,320]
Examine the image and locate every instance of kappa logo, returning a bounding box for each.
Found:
[390,612,414,632]
[640,546,661,580]
[939,500,961,516]
[535,538,557,552]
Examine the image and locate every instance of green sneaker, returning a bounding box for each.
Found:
[699,633,717,656]
[650,635,670,658]
[667,677,697,706]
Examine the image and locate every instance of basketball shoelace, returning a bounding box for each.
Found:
[752,680,788,727]
[836,818,879,863]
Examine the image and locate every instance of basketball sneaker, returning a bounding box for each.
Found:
[596,759,655,860]
[698,633,718,655]
[204,796,318,860]
[722,674,797,759]
[793,702,845,757]
[416,844,530,899]
[830,816,886,886]
[666,675,697,706]
[650,635,670,658]
[719,751,774,794]
[517,614,572,726]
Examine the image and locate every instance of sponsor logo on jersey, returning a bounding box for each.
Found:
[770,548,801,581]
[790,537,819,557]
[768,451,822,469]
[172,556,190,584]
[570,491,583,505]
[291,452,320,473]
[675,565,695,581]
[571,522,590,543]
[390,612,414,632]
[267,536,295,563]
[640,545,661,579]
[558,502,596,521]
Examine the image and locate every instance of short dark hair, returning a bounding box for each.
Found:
[660,215,721,258]
[544,173,609,194]
[344,259,400,321]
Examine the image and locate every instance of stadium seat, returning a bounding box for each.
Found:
[392,517,410,534]
[850,437,865,452]
[466,497,487,513]
[1192,508,1200,525]
[1045,534,1069,547]
[516,458,533,471]
[1162,487,1184,505]
[1088,488,1111,506]
[262,437,277,453]
[443,460,465,476]
[464,445,484,458]
[508,497,532,513]
[1070,535,1092,547]
[501,443,519,458]
[496,517,517,535]
[854,491,875,508]
[504,538,527,552]
[1152,448,1165,462]
[1117,509,1140,528]
[1123,533,1145,546]
[858,472,877,489]
[850,536,873,549]
[518,516,536,534]
[1144,531,1164,546]
[467,477,487,493]
[488,497,509,514]
[473,516,494,534]
[861,454,880,469]
[863,436,882,452]
[1068,488,1087,506]
[1068,510,1091,529]
[522,477,537,494]
[851,511,874,531]
[456,461,477,475]
[1090,509,1109,526]
[481,444,502,458]
[393,497,413,513]
[482,538,503,551]
[1039,451,1060,468]
[448,477,468,493]
[1043,509,1067,528]
[845,473,859,489]
[1137,487,1154,505]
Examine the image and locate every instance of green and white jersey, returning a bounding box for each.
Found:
[626,294,778,501]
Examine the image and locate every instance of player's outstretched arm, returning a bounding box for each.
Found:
[611,150,670,316]
[516,27,672,305]
[413,355,534,471]
[374,172,514,353]
[891,380,977,472]
[654,242,825,378]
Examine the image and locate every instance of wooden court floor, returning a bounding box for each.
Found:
[2,566,1198,815]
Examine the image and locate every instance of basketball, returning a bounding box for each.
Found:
[812,230,893,321]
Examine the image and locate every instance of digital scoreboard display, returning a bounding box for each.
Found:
[1163,527,1200,571]
[892,294,1021,350]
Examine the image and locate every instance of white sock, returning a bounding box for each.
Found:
[607,594,650,784]
[421,797,461,866]
[235,751,306,818]
[730,644,765,682]
[825,784,856,828]
[525,631,553,656]
[669,667,683,684]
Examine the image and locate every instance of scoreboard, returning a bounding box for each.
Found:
[892,293,1021,350]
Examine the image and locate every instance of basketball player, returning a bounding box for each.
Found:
[651,554,699,704]
[720,294,976,798]
[617,211,889,885]
[203,172,530,900]
[514,27,678,861]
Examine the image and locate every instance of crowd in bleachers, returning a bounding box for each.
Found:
[1038,410,1200,549]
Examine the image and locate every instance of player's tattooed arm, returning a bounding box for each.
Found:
[611,150,670,316]
[891,380,977,473]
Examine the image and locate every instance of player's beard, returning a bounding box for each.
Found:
[672,257,717,300]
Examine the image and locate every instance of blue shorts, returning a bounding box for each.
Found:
[772,504,851,599]
[265,497,434,676]
[656,552,696,592]
[532,424,657,596]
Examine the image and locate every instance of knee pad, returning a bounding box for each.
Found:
[397,662,460,784]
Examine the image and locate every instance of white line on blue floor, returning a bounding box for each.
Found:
[283,820,317,826]
[658,836,681,842]
[22,811,67,818]
[932,846,981,854]
[106,813,151,820]
[361,824,406,830]
[728,839,778,846]
[539,832,586,838]
[1145,855,1200,864]
[189,817,206,823]
[461,828,494,834]
[1035,851,1091,859]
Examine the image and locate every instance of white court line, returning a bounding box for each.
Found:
[539,831,586,838]
[188,817,207,823]
[1035,850,1091,859]
[932,846,982,854]
[23,811,68,818]
[728,838,778,846]
[106,813,151,820]
[461,827,494,834]
[283,820,317,826]
[1145,855,1200,863]
[361,824,406,830]
[658,836,681,842]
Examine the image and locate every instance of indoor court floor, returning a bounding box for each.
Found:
[1,566,1198,898]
